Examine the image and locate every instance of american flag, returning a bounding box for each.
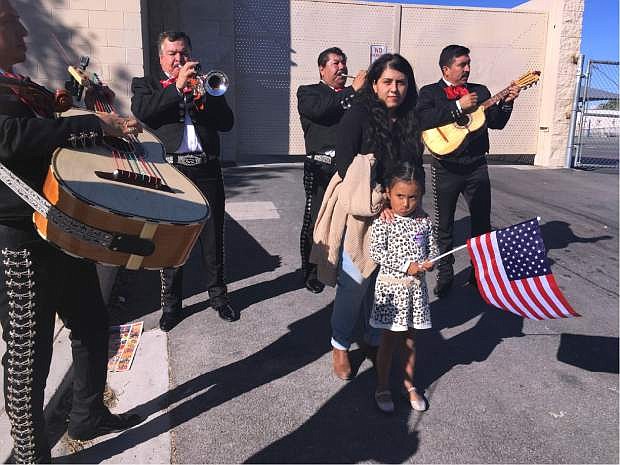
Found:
[467,218,579,320]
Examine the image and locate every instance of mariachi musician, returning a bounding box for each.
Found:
[297,47,365,293]
[416,44,520,298]
[0,0,143,461]
[131,31,237,330]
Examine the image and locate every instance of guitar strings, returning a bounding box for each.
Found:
[93,93,170,189]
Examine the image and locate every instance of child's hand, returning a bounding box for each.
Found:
[421,260,434,272]
[406,262,426,276]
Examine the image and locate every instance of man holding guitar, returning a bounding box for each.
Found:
[0,0,143,461]
[416,44,520,297]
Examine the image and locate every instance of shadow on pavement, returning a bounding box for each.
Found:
[417,296,525,391]
[556,333,619,374]
[224,165,301,200]
[182,270,303,319]
[540,220,612,252]
[52,303,334,463]
[244,368,421,463]
[245,269,525,463]
[107,213,282,326]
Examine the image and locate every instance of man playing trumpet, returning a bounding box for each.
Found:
[131,31,237,330]
[297,47,366,293]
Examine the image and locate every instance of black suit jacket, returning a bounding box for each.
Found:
[297,81,356,154]
[0,85,102,222]
[416,79,512,166]
[131,72,234,156]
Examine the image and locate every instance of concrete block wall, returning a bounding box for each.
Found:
[179,0,236,161]
[516,0,584,167]
[14,0,144,115]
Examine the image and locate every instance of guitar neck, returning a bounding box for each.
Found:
[68,65,115,113]
[481,85,512,110]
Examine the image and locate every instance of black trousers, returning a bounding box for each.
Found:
[161,159,227,313]
[0,222,109,461]
[300,157,335,281]
[431,159,492,278]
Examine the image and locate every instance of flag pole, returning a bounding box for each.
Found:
[429,244,468,263]
[428,217,542,264]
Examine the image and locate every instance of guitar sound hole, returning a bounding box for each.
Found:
[455,114,471,127]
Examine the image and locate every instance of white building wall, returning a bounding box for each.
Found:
[515,0,585,167]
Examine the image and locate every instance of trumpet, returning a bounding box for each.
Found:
[181,66,229,110]
[194,65,229,96]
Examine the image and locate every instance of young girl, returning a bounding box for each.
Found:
[369,162,437,413]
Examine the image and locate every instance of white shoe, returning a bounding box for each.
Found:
[374,390,395,413]
[405,386,428,412]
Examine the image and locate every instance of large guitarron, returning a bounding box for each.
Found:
[421,70,541,157]
[0,63,209,270]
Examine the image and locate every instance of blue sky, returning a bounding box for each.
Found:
[371,0,619,61]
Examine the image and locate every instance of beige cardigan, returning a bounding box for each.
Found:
[309,153,384,287]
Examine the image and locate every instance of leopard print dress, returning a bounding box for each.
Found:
[369,212,438,331]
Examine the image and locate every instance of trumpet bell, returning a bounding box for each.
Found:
[203,70,228,97]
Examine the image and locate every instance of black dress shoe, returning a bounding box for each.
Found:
[304,278,325,294]
[68,412,144,441]
[215,302,239,322]
[433,278,454,298]
[159,312,181,332]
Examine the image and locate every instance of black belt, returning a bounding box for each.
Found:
[165,152,217,166]
[306,149,335,165]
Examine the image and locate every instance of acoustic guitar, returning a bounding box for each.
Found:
[421,71,541,157]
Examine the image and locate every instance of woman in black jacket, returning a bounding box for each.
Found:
[328,53,424,380]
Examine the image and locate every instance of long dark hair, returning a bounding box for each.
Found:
[356,53,422,185]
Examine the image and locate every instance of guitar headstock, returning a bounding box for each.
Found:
[66,56,112,110]
[67,65,92,89]
[516,70,541,89]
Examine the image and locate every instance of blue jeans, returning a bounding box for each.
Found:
[331,250,381,350]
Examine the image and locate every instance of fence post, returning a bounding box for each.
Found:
[565,54,585,168]
[575,59,594,167]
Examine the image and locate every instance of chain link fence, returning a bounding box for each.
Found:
[571,59,619,169]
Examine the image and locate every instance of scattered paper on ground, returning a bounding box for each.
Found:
[107,322,143,372]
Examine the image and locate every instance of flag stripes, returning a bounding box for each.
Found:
[467,228,579,320]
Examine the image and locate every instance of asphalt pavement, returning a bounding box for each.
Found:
[26,160,620,463]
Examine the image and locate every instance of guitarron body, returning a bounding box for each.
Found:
[421,106,486,157]
[34,108,209,270]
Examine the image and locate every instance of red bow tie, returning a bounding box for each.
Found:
[444,85,469,100]
[160,77,177,88]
